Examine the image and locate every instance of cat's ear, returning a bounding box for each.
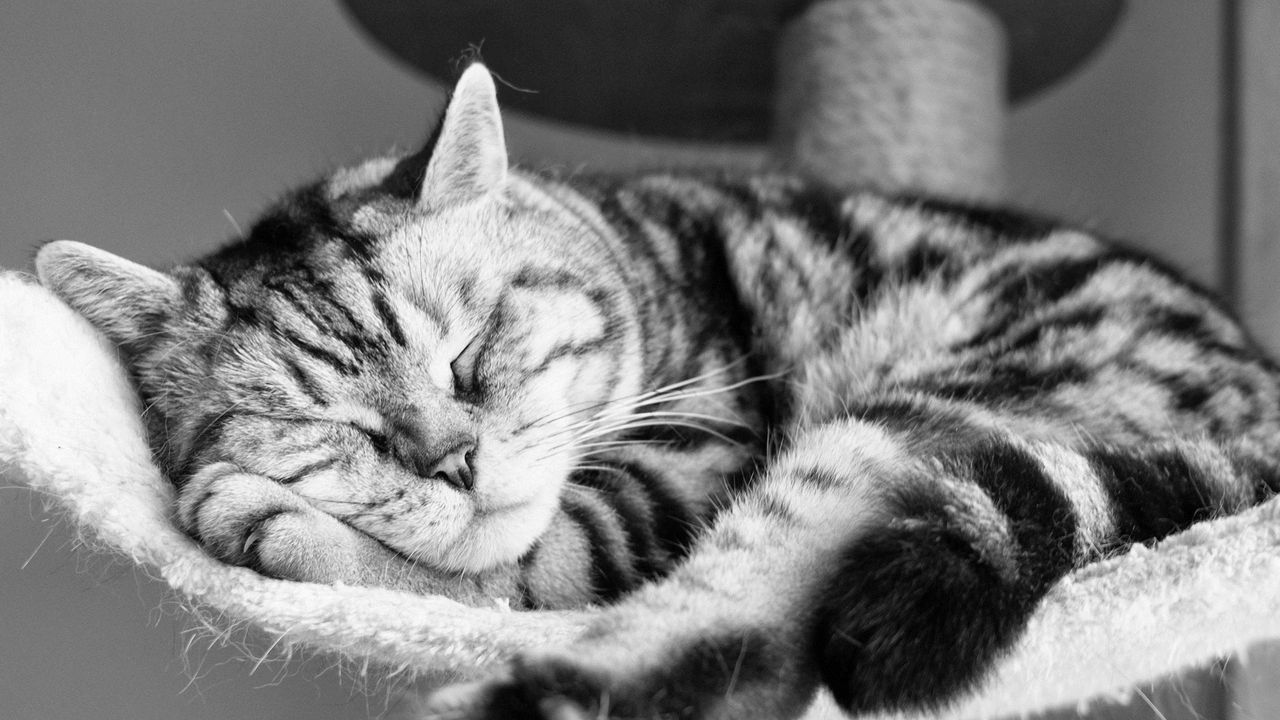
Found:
[36,240,181,353]
[401,63,509,211]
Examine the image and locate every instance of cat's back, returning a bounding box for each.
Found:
[552,169,1273,447]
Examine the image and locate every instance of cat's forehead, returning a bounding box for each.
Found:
[212,164,523,265]
[330,156,557,248]
[195,155,605,323]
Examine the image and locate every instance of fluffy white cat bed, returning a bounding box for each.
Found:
[5,266,1280,719]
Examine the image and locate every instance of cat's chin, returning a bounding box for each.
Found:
[412,491,560,575]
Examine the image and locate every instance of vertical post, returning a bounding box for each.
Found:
[1219,0,1240,309]
[1218,4,1280,707]
[771,0,1007,202]
[1232,0,1280,352]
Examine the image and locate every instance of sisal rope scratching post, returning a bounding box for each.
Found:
[772,0,1007,201]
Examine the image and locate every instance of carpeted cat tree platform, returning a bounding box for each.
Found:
[9,0,1279,718]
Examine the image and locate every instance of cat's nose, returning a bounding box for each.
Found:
[425,442,475,492]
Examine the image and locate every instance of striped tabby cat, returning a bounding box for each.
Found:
[37,64,1280,719]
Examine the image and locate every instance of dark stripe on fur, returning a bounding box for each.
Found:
[930,360,1091,403]
[620,421,753,451]
[1145,307,1250,361]
[569,467,663,578]
[755,492,800,525]
[819,434,1079,713]
[906,196,1059,240]
[179,411,239,480]
[816,483,1039,712]
[959,439,1078,587]
[1089,447,1221,544]
[371,291,407,346]
[559,486,641,601]
[778,183,847,250]
[1234,453,1280,501]
[584,177,768,429]
[972,305,1108,353]
[599,459,701,558]
[282,356,328,404]
[986,255,1111,310]
[278,326,359,375]
[795,467,843,491]
[847,397,985,455]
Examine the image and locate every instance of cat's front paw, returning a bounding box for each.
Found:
[176,462,365,583]
[419,658,612,720]
[421,627,801,720]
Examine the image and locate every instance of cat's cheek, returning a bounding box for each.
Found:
[349,501,468,568]
[569,355,621,409]
[536,356,618,420]
[472,446,571,508]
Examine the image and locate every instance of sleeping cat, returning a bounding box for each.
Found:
[36,63,1280,719]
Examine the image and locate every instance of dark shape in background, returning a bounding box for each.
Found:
[340,0,1124,141]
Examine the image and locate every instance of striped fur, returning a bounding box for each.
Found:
[38,65,1280,717]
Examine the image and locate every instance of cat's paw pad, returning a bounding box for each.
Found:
[176,462,357,581]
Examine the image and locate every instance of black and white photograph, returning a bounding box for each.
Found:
[3,2,1278,718]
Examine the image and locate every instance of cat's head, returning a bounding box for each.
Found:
[37,64,643,572]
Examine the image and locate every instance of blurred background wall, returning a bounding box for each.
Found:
[0,1,1219,718]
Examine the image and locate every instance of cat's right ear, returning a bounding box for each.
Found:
[36,240,181,352]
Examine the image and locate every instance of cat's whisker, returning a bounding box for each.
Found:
[568,464,619,475]
[523,437,579,464]
[621,409,753,430]
[641,368,781,404]
[518,397,616,434]
[653,358,754,391]
[570,440,660,454]
[293,494,370,507]
[557,403,751,443]
[187,395,255,448]
[574,419,743,447]
[622,371,787,415]
[529,430,660,464]
[571,448,639,462]
[564,362,750,424]
[575,410,736,435]
[519,399,645,440]
[580,372,783,432]
[525,367,779,443]
[574,437,660,447]
[537,395,657,433]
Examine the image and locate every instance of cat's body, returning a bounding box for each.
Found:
[37,65,1280,719]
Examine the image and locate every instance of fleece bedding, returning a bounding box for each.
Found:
[4,268,1280,719]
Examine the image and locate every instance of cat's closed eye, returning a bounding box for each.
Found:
[354,424,392,455]
[450,334,483,398]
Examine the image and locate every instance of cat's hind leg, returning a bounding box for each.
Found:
[423,394,1274,719]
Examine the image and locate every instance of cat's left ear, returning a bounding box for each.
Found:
[36,240,181,355]
[411,63,509,211]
